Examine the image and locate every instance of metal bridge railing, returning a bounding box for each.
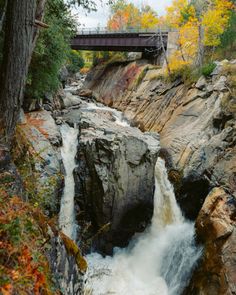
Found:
[76,26,175,35]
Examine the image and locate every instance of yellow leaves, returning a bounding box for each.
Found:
[165,0,189,28]
[179,23,199,59]
[140,11,159,29]
[164,0,234,73]
[202,0,234,46]
[168,51,190,73]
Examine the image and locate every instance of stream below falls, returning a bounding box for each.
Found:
[58,89,202,295]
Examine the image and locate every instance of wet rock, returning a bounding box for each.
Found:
[63,104,160,253]
[63,91,82,108]
[185,187,236,295]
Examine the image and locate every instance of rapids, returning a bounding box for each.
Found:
[83,158,202,295]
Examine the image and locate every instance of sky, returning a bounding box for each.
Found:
[74,0,173,28]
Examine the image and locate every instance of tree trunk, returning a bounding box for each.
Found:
[195,24,204,68]
[0,0,37,143]
[0,0,8,33]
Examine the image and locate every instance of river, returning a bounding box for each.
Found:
[59,85,202,295]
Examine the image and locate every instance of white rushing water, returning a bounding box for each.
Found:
[59,124,78,240]
[83,157,202,295]
[86,102,130,127]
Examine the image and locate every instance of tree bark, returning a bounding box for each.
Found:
[0,0,37,143]
[0,0,8,33]
[195,24,204,68]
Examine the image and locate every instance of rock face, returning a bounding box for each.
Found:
[62,99,160,253]
[14,110,63,215]
[185,187,236,295]
[84,60,236,219]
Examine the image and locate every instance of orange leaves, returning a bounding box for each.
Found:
[0,283,13,295]
[107,2,159,31]
[0,191,54,294]
[107,3,140,31]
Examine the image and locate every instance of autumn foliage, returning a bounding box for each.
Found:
[0,190,56,295]
[107,0,235,75]
[107,0,159,31]
[164,0,235,72]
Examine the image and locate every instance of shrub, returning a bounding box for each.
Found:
[201,62,216,77]
[25,0,76,100]
[0,191,56,294]
[67,50,85,74]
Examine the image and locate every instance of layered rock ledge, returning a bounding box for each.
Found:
[84,60,236,219]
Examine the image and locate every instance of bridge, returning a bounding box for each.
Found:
[71,28,174,56]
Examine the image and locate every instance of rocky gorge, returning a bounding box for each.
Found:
[1,58,235,294]
[82,58,236,294]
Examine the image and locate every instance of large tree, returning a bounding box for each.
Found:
[0,0,46,144]
[0,0,97,144]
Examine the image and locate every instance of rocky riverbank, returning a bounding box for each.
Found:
[1,58,235,294]
[81,58,236,294]
[84,59,236,216]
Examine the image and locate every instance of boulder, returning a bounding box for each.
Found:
[185,187,236,295]
[78,88,93,98]
[195,76,207,90]
[213,75,228,92]
[62,103,160,254]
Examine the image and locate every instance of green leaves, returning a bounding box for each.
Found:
[26,0,76,100]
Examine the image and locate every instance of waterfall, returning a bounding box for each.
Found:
[59,124,78,240]
[83,157,202,295]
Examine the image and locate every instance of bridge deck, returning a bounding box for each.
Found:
[71,29,169,53]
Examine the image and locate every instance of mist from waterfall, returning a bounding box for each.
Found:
[59,124,78,240]
[83,157,202,295]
